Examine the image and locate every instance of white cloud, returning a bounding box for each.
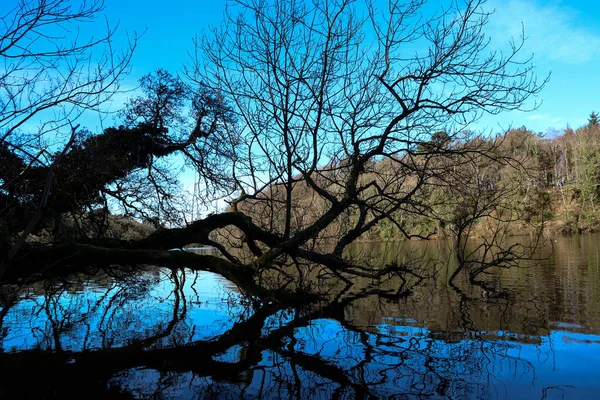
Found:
[484,0,600,64]
[527,113,561,124]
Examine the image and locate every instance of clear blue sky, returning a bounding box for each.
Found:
[2,0,596,135]
[96,0,600,135]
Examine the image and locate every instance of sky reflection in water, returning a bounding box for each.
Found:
[0,235,599,399]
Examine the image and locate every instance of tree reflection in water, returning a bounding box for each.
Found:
[0,256,599,399]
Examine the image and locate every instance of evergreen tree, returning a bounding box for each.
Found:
[588,111,599,127]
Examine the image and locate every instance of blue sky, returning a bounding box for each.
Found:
[0,0,598,135]
[78,0,599,213]
[93,0,600,136]
[476,0,600,133]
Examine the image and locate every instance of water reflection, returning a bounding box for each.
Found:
[0,235,599,399]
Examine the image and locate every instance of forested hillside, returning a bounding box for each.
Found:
[497,113,600,235]
[233,113,600,244]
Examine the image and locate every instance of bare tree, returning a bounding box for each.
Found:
[184,0,545,285]
[0,0,138,266]
[0,0,137,142]
[1,0,546,299]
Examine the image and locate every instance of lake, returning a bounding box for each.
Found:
[0,234,599,399]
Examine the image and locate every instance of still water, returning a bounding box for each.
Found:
[0,235,599,399]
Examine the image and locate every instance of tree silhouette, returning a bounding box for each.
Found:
[1,0,547,300]
[588,111,599,127]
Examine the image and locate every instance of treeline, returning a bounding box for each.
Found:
[386,112,600,238]
[502,113,600,234]
[236,112,600,243]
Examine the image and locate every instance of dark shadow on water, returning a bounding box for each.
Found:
[0,235,600,399]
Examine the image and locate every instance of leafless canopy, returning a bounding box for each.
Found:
[182,0,545,287]
[0,0,137,273]
[1,0,547,298]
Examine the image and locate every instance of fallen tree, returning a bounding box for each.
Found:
[1,0,547,299]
